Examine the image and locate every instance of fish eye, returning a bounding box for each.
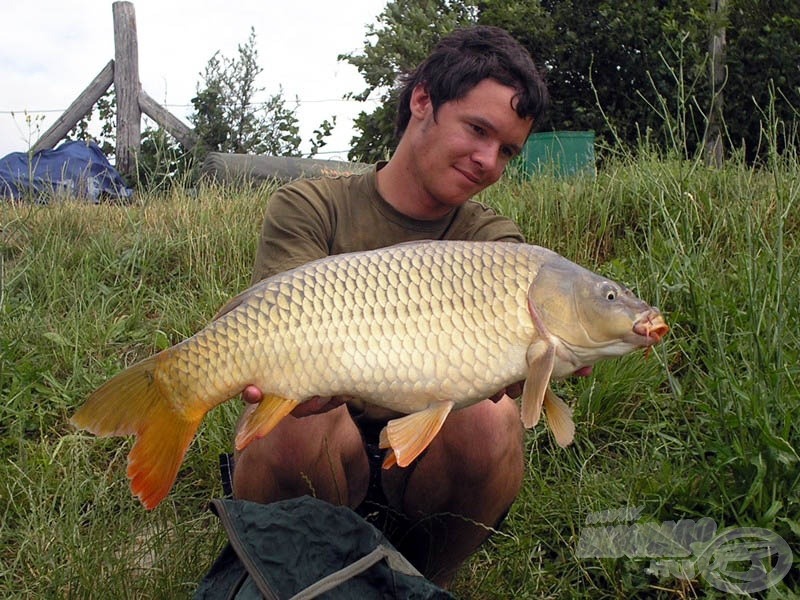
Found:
[605,287,617,301]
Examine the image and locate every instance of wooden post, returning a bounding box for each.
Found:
[113,1,141,178]
[31,61,115,154]
[704,0,726,168]
[27,2,199,177]
[139,89,197,149]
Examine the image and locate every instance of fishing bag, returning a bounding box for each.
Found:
[194,495,453,600]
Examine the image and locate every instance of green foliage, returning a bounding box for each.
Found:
[340,0,478,162]
[67,88,117,157]
[307,117,337,158]
[484,0,710,149]
[2,145,798,596]
[725,2,800,161]
[190,27,302,158]
[135,126,196,192]
[344,0,800,165]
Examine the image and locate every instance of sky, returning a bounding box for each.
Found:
[0,0,388,161]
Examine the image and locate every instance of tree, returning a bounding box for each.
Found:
[343,0,799,164]
[479,0,712,155]
[724,1,800,161]
[190,28,302,157]
[342,0,712,159]
[340,0,478,162]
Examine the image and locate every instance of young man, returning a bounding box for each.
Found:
[232,25,549,587]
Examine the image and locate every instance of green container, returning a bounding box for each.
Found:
[521,131,595,178]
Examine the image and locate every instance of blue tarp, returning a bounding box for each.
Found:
[0,140,133,202]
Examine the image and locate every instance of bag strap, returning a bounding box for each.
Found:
[289,544,423,600]
[210,499,280,600]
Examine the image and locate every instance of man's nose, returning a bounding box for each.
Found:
[471,141,501,172]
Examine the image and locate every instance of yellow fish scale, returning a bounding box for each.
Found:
[164,241,537,416]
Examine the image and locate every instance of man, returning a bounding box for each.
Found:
[232,25,549,588]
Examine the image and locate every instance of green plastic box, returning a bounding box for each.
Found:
[521,131,596,178]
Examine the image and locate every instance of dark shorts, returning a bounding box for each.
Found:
[351,417,415,531]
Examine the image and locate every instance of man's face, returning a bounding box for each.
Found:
[408,78,533,213]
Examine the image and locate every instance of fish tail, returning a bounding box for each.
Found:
[71,352,207,510]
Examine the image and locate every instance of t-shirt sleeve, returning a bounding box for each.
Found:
[453,201,525,243]
[251,181,334,283]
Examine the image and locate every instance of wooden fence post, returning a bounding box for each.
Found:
[29,1,197,179]
[31,61,115,154]
[704,0,726,168]
[113,1,141,178]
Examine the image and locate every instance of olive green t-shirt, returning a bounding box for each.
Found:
[252,164,524,283]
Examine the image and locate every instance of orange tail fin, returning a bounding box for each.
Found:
[71,352,206,510]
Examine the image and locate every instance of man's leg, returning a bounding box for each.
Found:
[382,396,525,587]
[232,404,370,508]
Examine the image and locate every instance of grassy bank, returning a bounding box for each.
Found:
[1,153,797,598]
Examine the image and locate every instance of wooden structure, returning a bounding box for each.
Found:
[31,2,196,177]
[704,0,726,168]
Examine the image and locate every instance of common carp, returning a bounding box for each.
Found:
[71,240,668,510]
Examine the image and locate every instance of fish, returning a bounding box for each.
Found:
[71,240,668,509]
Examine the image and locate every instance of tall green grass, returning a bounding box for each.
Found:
[1,152,797,597]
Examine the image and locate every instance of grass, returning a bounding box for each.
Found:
[1,151,798,598]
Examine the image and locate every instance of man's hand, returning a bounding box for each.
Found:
[241,379,525,418]
[241,385,345,417]
[489,380,524,402]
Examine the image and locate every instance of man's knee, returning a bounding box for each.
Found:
[232,405,369,507]
[393,398,524,518]
[444,398,524,483]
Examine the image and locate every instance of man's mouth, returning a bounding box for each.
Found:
[454,166,481,185]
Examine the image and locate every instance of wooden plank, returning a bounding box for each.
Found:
[704,0,726,168]
[31,61,114,153]
[138,89,197,150]
[113,1,141,177]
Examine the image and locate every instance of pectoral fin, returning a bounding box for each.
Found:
[235,394,300,451]
[543,388,575,447]
[379,401,455,469]
[520,340,555,428]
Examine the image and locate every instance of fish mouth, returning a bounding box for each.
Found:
[632,311,670,346]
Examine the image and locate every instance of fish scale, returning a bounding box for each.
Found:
[203,241,531,408]
[71,240,668,509]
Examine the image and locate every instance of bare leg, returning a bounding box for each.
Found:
[231,398,523,589]
[232,404,370,508]
[381,397,524,587]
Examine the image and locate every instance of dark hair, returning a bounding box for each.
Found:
[395,25,550,139]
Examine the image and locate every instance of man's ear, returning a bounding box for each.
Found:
[409,84,432,119]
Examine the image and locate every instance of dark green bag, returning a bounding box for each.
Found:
[194,496,453,600]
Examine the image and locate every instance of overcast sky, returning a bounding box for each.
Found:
[0,0,388,161]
